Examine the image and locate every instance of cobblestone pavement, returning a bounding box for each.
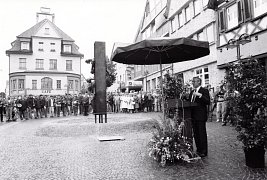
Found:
[0,112,266,180]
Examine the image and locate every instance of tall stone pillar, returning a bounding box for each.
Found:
[94,42,107,116]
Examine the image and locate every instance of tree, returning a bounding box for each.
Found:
[85,56,117,92]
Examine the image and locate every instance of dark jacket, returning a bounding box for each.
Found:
[189,87,210,122]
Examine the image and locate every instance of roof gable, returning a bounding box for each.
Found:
[18,19,74,41]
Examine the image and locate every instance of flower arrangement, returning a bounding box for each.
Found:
[148,116,201,167]
[163,72,183,100]
[225,58,267,150]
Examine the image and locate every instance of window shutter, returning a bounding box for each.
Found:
[218,9,226,32]
[237,0,243,24]
[242,0,252,21]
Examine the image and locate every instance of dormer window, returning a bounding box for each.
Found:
[44,28,50,35]
[63,44,72,53]
[21,42,30,50]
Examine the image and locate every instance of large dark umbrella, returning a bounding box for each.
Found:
[111,37,210,117]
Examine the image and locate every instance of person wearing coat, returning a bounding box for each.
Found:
[0,97,5,122]
[27,95,36,119]
[189,77,210,158]
[16,96,28,120]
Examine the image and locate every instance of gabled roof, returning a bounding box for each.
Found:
[17,19,74,41]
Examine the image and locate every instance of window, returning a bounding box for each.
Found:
[41,77,53,90]
[11,79,17,90]
[56,80,61,89]
[18,79,24,90]
[68,80,74,90]
[63,44,72,53]
[36,59,44,70]
[50,42,56,52]
[49,59,57,70]
[194,0,202,16]
[253,0,267,17]
[178,12,184,27]
[171,15,178,32]
[32,80,37,90]
[206,24,215,43]
[75,80,79,90]
[197,31,205,41]
[226,3,238,29]
[19,58,26,70]
[38,42,44,51]
[218,9,226,32]
[44,28,50,35]
[66,60,72,71]
[21,42,30,50]
[185,6,191,23]
[195,67,209,86]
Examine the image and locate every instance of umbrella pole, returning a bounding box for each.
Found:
[160,57,165,120]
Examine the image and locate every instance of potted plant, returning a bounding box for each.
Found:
[225,58,267,168]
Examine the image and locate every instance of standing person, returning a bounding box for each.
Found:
[35,96,41,119]
[27,95,36,119]
[189,77,210,157]
[40,95,46,118]
[47,96,54,118]
[6,97,14,122]
[61,96,68,117]
[0,97,5,122]
[16,96,28,120]
[215,85,226,122]
[72,95,79,116]
[83,93,89,116]
[55,96,61,117]
[78,93,84,115]
[114,93,121,113]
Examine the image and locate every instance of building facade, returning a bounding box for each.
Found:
[133,0,220,93]
[6,10,83,96]
[215,0,267,74]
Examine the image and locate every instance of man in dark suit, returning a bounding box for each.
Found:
[189,77,210,157]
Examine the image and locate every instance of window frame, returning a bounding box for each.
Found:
[56,80,61,89]
[18,79,25,90]
[185,6,191,23]
[36,59,44,70]
[41,77,53,90]
[66,60,73,71]
[49,59,57,70]
[19,58,26,70]
[32,80,37,90]
[20,41,30,51]
[193,0,202,17]
[63,44,72,53]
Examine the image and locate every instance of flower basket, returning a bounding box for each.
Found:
[244,146,265,168]
[148,117,201,167]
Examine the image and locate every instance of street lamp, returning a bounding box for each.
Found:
[227,33,251,61]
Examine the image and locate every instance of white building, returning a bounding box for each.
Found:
[6,9,83,96]
[133,0,220,92]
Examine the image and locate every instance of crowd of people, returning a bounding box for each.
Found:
[0,84,245,126]
[107,92,163,113]
[0,92,164,122]
[0,93,94,122]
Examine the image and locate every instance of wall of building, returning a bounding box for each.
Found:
[10,37,81,74]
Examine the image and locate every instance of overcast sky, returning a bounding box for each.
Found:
[0,0,145,92]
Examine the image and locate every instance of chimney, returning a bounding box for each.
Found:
[36,7,55,23]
